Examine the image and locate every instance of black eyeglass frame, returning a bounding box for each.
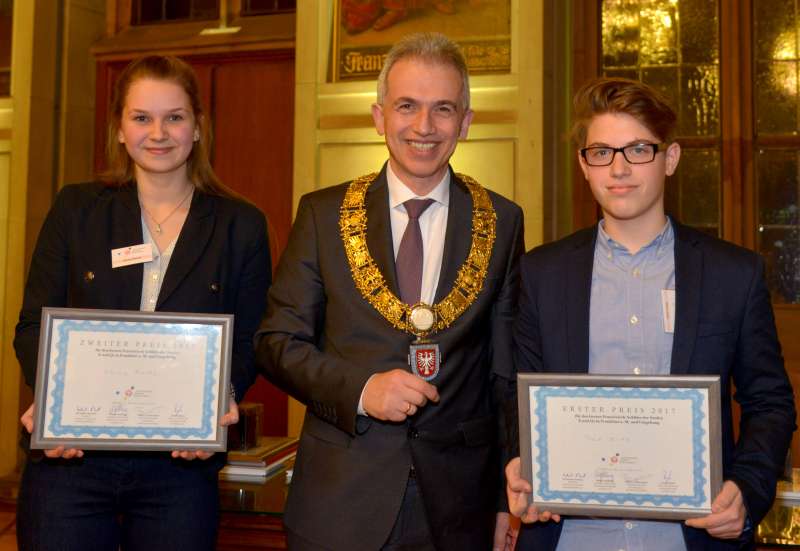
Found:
[580,142,669,166]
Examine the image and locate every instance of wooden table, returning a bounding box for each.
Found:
[217,467,290,550]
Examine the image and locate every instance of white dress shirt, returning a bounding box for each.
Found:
[386,162,450,305]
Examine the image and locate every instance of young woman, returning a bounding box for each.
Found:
[14,55,271,550]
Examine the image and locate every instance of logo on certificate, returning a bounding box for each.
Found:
[115,385,135,400]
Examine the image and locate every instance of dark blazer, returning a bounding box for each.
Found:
[14,182,271,404]
[514,222,796,551]
[256,165,525,551]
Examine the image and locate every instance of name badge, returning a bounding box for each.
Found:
[111,244,153,268]
[661,289,676,334]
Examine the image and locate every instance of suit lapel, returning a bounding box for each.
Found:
[433,173,471,303]
[566,227,596,373]
[670,222,702,374]
[103,185,145,310]
[156,191,215,309]
[365,166,400,296]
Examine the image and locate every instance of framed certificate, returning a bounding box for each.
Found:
[31,308,233,451]
[518,374,722,519]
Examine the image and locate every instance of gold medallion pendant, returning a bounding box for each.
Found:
[339,172,497,380]
[408,303,436,335]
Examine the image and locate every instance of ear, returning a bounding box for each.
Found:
[371,103,385,136]
[194,114,203,142]
[118,130,125,144]
[664,142,681,176]
[458,109,474,140]
[577,149,590,180]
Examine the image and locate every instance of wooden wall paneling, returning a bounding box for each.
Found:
[210,53,294,257]
[193,63,214,124]
[775,306,800,465]
[209,52,295,436]
[93,61,113,175]
[107,0,132,36]
[719,0,748,248]
[570,0,601,231]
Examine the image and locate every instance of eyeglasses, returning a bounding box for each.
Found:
[580,143,668,166]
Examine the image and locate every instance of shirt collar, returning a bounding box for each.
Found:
[597,217,674,260]
[387,162,450,209]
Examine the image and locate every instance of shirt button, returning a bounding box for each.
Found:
[607,252,612,259]
[149,298,155,304]
[152,273,159,280]
[632,268,640,277]
[625,521,634,529]
[633,367,641,375]
[630,315,639,325]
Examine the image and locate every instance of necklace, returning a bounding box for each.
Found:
[139,186,194,234]
[339,172,496,338]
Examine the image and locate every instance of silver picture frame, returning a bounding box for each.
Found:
[31,307,233,452]
[518,373,722,519]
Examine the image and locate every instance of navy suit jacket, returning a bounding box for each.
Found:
[514,222,796,551]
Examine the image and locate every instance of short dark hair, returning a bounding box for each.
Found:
[572,77,677,146]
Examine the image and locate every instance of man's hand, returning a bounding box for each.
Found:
[506,457,561,524]
[20,402,84,459]
[492,512,518,551]
[171,401,239,461]
[362,369,439,421]
[685,480,746,539]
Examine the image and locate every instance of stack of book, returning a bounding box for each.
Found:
[220,435,298,480]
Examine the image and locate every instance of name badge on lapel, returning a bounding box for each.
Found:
[111,244,153,269]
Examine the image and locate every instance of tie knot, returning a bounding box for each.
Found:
[404,199,435,220]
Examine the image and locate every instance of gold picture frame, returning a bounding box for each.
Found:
[331,0,511,82]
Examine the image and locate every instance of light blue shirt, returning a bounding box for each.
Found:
[139,217,177,312]
[557,218,686,551]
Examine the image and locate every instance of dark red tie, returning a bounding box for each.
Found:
[396,199,435,304]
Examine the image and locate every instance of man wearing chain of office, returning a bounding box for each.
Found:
[256,32,524,551]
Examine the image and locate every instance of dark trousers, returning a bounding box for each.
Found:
[287,475,436,551]
[381,476,436,551]
[17,452,221,551]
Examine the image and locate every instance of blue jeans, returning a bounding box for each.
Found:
[17,452,222,551]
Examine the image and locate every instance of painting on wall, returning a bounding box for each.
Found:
[332,0,511,82]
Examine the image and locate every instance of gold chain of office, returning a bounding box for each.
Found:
[339,172,496,337]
